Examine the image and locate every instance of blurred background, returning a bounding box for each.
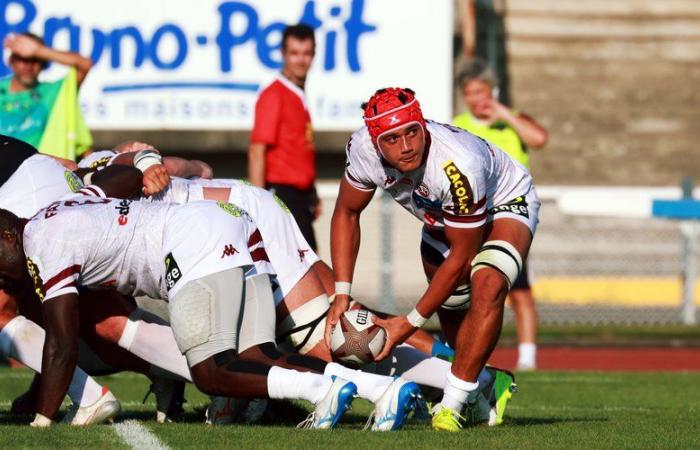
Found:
[2,0,699,365]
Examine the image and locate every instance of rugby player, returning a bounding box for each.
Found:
[327,88,539,431]
[79,145,514,427]
[0,181,422,430]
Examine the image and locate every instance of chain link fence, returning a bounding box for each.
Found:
[316,184,700,326]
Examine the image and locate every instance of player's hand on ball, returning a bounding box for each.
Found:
[325,294,351,348]
[142,164,170,196]
[372,315,414,361]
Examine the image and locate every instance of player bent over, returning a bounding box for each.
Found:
[328,88,538,430]
[0,189,419,430]
[80,145,511,427]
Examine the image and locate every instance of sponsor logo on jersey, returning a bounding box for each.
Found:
[217,201,244,217]
[220,244,238,259]
[273,194,291,213]
[488,196,529,218]
[412,182,442,211]
[25,257,44,301]
[90,157,112,169]
[442,160,473,215]
[64,171,84,193]
[164,253,182,290]
[115,199,132,225]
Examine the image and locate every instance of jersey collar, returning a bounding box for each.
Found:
[276,74,308,110]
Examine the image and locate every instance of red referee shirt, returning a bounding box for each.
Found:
[250,76,316,190]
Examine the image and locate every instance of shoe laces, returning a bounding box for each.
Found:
[297,412,317,429]
[435,406,465,429]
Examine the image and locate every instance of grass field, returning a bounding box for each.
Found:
[0,368,697,449]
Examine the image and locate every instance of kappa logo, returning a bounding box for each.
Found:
[221,244,239,259]
[164,253,182,290]
[388,114,400,125]
[298,249,309,262]
[384,175,396,186]
[488,196,529,218]
[25,258,44,301]
[442,160,474,215]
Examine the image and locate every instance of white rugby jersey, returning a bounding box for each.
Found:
[23,188,269,302]
[344,120,534,229]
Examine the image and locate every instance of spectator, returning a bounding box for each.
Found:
[457,0,511,105]
[454,58,548,370]
[248,24,319,251]
[0,32,93,161]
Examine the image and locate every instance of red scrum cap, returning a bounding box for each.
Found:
[362,88,426,149]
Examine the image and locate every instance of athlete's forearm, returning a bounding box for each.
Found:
[35,46,92,86]
[502,111,548,149]
[36,296,80,419]
[330,206,362,284]
[414,252,470,318]
[248,143,266,187]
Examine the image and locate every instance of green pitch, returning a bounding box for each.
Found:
[0,368,697,449]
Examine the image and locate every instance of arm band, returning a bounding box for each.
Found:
[406,308,428,328]
[133,149,162,173]
[335,281,352,296]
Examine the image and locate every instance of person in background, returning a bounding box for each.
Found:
[248,24,320,250]
[453,59,548,370]
[1,32,93,161]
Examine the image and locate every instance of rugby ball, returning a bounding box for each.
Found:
[330,308,386,366]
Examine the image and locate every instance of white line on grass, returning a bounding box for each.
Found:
[113,420,171,450]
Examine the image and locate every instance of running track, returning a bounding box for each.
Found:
[488,347,700,371]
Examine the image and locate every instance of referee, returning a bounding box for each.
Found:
[248,24,319,250]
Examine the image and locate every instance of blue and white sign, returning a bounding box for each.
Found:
[1,0,453,130]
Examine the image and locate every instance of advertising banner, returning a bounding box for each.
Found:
[1,0,453,130]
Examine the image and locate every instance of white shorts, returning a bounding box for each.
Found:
[162,201,274,299]
[169,269,276,366]
[189,180,320,305]
[0,155,80,218]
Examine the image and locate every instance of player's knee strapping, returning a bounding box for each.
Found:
[441,283,472,310]
[276,294,329,354]
[471,240,523,288]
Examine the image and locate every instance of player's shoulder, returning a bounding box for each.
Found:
[77,150,117,170]
[346,126,374,155]
[427,121,489,164]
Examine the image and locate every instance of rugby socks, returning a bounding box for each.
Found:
[267,366,331,405]
[0,315,103,406]
[517,342,537,369]
[323,362,392,403]
[439,371,479,412]
[373,344,494,392]
[117,309,192,381]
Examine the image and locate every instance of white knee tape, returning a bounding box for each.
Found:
[471,240,523,288]
[278,294,329,354]
[441,283,472,311]
[0,316,24,355]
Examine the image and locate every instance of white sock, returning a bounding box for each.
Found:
[266,366,332,404]
[117,309,192,382]
[0,315,103,406]
[324,362,392,403]
[439,371,479,412]
[373,344,494,393]
[518,342,537,368]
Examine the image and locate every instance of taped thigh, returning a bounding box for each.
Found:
[471,240,523,288]
[276,294,329,354]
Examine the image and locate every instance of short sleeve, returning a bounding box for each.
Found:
[440,159,487,228]
[250,87,282,146]
[77,150,118,170]
[25,238,81,302]
[343,134,376,192]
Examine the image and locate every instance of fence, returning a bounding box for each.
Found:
[315,183,700,326]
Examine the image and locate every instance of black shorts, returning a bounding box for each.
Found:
[420,227,531,290]
[266,183,318,251]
